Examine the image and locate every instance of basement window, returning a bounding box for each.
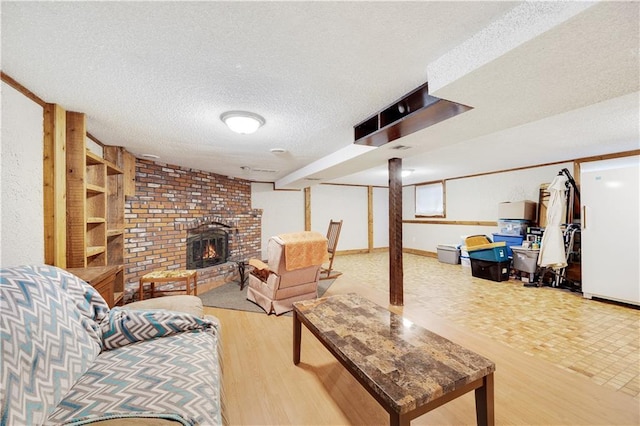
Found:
[415,181,445,217]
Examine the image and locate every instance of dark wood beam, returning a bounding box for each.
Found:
[354,82,472,147]
[388,158,403,306]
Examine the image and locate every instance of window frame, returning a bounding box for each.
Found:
[414,180,446,218]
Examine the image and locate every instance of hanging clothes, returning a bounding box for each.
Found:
[538,174,568,270]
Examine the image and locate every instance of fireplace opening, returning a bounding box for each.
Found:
[186,225,229,269]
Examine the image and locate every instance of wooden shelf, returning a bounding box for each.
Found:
[87,217,106,224]
[86,150,104,165]
[353,81,472,147]
[86,183,106,194]
[86,246,106,257]
[107,228,124,237]
[106,161,123,175]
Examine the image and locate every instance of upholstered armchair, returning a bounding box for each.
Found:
[246,231,328,315]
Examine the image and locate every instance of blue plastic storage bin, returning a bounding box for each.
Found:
[468,245,508,262]
[492,234,524,257]
[497,219,531,236]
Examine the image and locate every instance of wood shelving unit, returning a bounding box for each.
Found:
[66,112,126,306]
[104,145,129,306]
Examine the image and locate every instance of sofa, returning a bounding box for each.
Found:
[0,265,224,425]
[246,231,328,315]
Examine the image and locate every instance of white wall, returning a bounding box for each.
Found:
[372,186,389,248]
[1,82,45,266]
[445,165,573,221]
[310,184,368,251]
[251,182,305,258]
[251,183,376,254]
[403,162,574,251]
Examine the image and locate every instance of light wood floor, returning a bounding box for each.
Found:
[204,252,640,425]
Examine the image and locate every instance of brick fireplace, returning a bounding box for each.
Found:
[124,159,261,301]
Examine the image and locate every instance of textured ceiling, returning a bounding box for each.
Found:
[2,1,638,188]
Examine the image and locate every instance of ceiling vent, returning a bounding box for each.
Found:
[240,166,278,173]
[354,82,473,147]
[252,168,278,173]
[391,145,411,150]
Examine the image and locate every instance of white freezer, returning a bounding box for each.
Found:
[581,156,640,305]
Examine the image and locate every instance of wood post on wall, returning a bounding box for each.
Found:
[122,150,136,197]
[304,187,311,231]
[43,103,67,267]
[388,158,403,306]
[368,186,374,252]
[65,111,88,268]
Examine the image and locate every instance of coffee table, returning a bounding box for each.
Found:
[293,293,495,426]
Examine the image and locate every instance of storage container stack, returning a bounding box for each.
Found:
[493,201,537,257]
[466,235,510,282]
[460,246,470,268]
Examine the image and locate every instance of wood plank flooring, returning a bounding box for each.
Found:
[204,252,639,425]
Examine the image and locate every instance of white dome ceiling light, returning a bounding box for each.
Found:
[220,111,265,134]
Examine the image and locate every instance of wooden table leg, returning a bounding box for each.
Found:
[139,281,145,301]
[390,412,410,426]
[193,273,197,295]
[475,373,495,426]
[293,310,302,365]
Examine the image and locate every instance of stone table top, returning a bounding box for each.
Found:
[293,293,496,415]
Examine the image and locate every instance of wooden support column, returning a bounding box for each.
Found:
[388,158,403,306]
[304,187,311,231]
[66,111,87,268]
[122,150,137,197]
[43,103,67,267]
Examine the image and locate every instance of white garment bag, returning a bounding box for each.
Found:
[538,175,568,270]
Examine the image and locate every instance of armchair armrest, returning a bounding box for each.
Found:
[249,258,271,281]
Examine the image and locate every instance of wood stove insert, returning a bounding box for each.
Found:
[186,225,229,269]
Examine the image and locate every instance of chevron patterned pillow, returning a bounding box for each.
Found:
[101,307,218,351]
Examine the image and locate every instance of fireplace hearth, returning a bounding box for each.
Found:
[186,225,229,269]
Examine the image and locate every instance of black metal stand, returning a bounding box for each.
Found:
[238,260,247,290]
[231,259,250,290]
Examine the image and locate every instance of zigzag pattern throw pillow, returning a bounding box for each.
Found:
[101,308,217,350]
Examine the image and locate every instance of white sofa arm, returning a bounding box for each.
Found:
[126,295,203,318]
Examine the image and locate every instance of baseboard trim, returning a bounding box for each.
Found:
[403,248,437,258]
[336,247,437,258]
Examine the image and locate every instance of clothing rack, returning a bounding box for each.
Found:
[537,169,582,290]
[558,168,580,201]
